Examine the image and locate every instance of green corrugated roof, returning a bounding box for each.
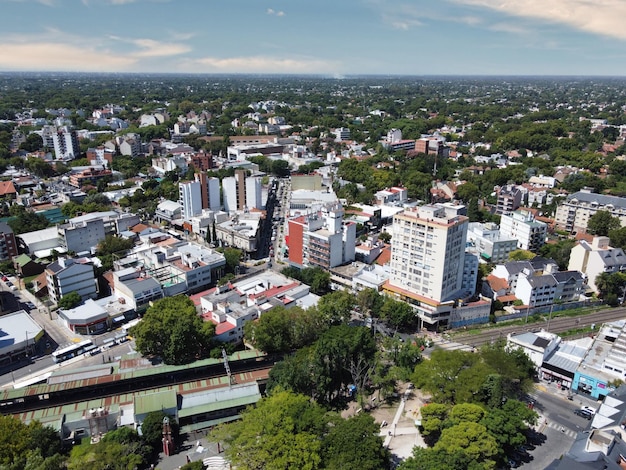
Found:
[14,254,32,267]
[180,415,241,433]
[178,393,260,419]
[134,390,177,416]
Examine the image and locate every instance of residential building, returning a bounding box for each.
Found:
[0,222,18,261]
[414,135,449,157]
[58,218,106,254]
[151,156,188,175]
[555,189,626,234]
[333,127,351,141]
[68,168,113,188]
[499,209,547,252]
[122,240,226,295]
[388,204,469,303]
[222,169,262,212]
[382,204,489,329]
[179,179,203,219]
[52,128,80,160]
[198,271,318,343]
[46,257,97,305]
[155,200,182,224]
[287,203,356,269]
[13,254,45,277]
[466,222,518,264]
[375,187,408,205]
[568,236,626,293]
[495,184,524,215]
[111,268,164,312]
[0,181,17,200]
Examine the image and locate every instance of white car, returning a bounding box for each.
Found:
[581,406,596,416]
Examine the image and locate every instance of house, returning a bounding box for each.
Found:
[0,181,17,199]
[568,236,626,293]
[13,254,45,277]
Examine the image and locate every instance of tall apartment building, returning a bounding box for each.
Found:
[383,204,483,329]
[388,205,468,303]
[222,170,261,212]
[499,209,547,252]
[179,179,203,220]
[52,128,80,160]
[287,204,356,269]
[194,172,221,211]
[555,189,626,234]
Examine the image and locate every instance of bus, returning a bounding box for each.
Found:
[52,340,94,364]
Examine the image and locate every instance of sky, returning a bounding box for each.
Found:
[1,0,626,76]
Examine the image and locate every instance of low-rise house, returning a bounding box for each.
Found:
[198,272,318,343]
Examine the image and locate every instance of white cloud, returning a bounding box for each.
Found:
[130,38,191,57]
[266,8,285,16]
[451,0,626,40]
[0,42,135,71]
[189,55,339,74]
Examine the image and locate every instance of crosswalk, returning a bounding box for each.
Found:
[543,420,577,438]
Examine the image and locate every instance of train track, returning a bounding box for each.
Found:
[3,357,277,415]
[452,307,626,347]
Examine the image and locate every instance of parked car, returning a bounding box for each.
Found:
[574,409,592,419]
[25,302,36,310]
[581,406,596,416]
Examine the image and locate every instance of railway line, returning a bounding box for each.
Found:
[452,307,626,347]
[0,353,278,415]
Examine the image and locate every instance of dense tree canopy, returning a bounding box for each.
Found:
[212,389,389,470]
[131,296,215,365]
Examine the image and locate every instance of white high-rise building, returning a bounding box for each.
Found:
[179,180,203,220]
[222,170,262,213]
[388,204,468,303]
[52,128,80,160]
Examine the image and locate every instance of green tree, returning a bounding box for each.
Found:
[139,411,180,451]
[587,210,621,236]
[398,447,475,470]
[434,422,498,468]
[321,413,390,470]
[316,290,355,325]
[539,239,575,270]
[609,226,626,252]
[57,291,82,310]
[508,249,535,261]
[131,296,215,364]
[223,247,242,275]
[411,349,479,404]
[212,390,326,470]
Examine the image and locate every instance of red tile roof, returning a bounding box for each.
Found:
[0,181,16,196]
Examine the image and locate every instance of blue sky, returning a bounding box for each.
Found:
[1,0,626,76]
